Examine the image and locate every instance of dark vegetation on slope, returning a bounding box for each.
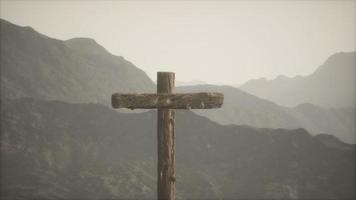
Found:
[1,98,355,199]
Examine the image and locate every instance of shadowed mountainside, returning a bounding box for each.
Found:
[1,19,355,199]
[0,19,155,105]
[1,98,355,199]
[1,18,354,142]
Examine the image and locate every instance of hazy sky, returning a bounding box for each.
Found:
[1,1,355,85]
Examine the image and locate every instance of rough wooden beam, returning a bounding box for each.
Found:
[111,71,225,200]
[111,92,224,109]
[157,72,175,200]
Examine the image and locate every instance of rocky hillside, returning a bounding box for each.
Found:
[0,19,155,105]
[1,98,355,199]
[1,18,354,143]
[1,19,355,199]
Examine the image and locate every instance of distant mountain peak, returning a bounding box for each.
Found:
[314,51,356,75]
[1,18,55,41]
[242,77,267,85]
[1,19,155,105]
[240,51,356,108]
[65,37,111,56]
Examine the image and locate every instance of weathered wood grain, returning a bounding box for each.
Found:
[111,71,224,200]
[157,72,175,200]
[111,92,224,109]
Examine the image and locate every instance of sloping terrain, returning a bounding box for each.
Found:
[178,85,355,143]
[1,18,354,143]
[240,52,356,108]
[1,98,355,199]
[1,18,355,199]
[0,19,154,105]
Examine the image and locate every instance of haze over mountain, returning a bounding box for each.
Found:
[1,18,354,143]
[1,19,355,199]
[240,52,356,108]
[178,85,355,143]
[176,80,207,87]
[1,98,355,199]
[0,19,154,105]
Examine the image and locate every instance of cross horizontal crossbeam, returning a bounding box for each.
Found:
[111,92,224,109]
[111,72,224,200]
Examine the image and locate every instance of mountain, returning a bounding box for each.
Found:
[1,98,355,199]
[178,85,299,128]
[240,52,356,108]
[2,18,354,143]
[1,19,355,199]
[178,85,355,143]
[287,103,355,143]
[0,19,155,105]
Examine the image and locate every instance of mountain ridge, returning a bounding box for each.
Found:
[1,18,355,199]
[240,51,356,108]
[0,18,155,105]
[178,85,355,143]
[2,18,354,143]
[1,97,355,199]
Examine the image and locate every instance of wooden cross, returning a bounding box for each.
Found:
[111,72,224,200]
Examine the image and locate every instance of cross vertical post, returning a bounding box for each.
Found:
[111,71,223,200]
[157,72,176,200]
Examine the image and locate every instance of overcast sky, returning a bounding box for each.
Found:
[1,1,355,85]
